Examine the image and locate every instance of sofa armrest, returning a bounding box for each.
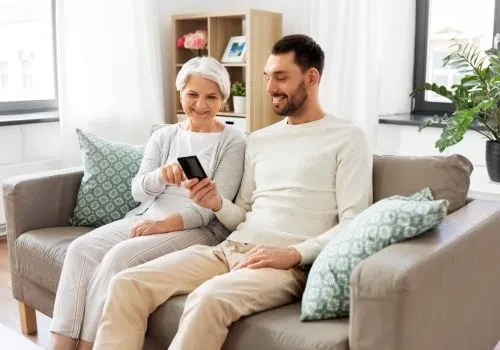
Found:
[2,167,83,246]
[349,199,500,350]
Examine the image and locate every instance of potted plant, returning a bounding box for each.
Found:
[231,81,246,114]
[412,41,500,182]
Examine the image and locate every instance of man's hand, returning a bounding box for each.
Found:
[184,177,223,211]
[130,220,167,237]
[236,246,302,270]
[160,163,186,187]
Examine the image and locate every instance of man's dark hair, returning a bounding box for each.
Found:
[271,34,325,76]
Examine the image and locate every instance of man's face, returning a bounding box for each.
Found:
[264,52,309,117]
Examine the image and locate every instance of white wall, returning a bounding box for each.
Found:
[376,123,486,164]
[0,120,62,223]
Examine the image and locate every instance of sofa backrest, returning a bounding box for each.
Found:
[373,154,473,213]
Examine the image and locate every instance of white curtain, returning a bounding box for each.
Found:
[56,0,165,166]
[301,0,395,150]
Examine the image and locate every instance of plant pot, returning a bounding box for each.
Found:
[486,140,500,182]
[232,96,246,114]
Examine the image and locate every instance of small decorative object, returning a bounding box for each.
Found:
[231,81,246,114]
[177,29,208,57]
[221,36,247,63]
[412,41,500,182]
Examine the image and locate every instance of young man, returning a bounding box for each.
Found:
[93,34,373,350]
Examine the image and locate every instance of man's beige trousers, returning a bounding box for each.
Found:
[93,241,307,350]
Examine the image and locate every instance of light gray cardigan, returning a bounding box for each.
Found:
[129,123,247,236]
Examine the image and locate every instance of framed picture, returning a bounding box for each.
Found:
[221,36,247,63]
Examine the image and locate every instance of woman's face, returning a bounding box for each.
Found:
[180,74,223,122]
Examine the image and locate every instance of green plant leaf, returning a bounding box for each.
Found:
[230,81,246,97]
[415,41,500,146]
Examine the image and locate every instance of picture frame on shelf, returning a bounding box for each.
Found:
[221,36,247,63]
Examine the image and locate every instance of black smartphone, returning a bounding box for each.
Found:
[177,155,208,180]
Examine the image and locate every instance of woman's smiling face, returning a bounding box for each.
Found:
[180,74,223,122]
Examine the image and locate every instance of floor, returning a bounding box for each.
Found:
[0,238,51,349]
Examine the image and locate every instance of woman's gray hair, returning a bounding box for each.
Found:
[175,57,230,102]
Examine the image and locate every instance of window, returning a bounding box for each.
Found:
[413,0,500,115]
[0,0,57,115]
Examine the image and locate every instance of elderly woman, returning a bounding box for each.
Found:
[50,57,246,350]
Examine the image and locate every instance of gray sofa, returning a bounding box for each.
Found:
[4,154,500,350]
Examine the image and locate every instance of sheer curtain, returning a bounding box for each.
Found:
[301,0,395,150]
[56,0,165,166]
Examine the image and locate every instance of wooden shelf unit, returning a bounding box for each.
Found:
[171,10,283,132]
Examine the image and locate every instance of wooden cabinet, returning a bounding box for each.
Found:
[171,10,283,132]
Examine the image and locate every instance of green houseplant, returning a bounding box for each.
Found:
[412,41,500,181]
[231,81,246,114]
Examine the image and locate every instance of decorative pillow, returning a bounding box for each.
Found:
[70,129,144,227]
[300,188,449,321]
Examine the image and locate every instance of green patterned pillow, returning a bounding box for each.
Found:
[70,129,144,227]
[300,188,449,321]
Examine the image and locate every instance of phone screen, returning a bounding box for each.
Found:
[177,156,208,180]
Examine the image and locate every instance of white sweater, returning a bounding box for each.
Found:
[216,116,373,265]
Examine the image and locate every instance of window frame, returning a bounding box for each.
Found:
[0,0,58,116]
[412,0,500,116]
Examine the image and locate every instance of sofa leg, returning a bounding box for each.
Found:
[18,302,37,335]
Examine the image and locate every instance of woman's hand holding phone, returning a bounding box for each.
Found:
[184,177,223,212]
[160,163,187,187]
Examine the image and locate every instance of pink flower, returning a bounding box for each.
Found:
[195,29,207,41]
[177,36,185,48]
[192,37,206,50]
[181,30,208,50]
[183,34,195,49]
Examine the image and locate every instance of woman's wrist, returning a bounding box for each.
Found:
[160,214,184,232]
[213,195,223,212]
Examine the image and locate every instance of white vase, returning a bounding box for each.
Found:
[232,96,246,114]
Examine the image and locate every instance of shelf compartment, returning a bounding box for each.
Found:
[174,18,208,64]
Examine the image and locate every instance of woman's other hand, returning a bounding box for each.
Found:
[130,220,167,237]
[160,163,186,186]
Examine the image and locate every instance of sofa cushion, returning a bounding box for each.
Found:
[15,227,92,292]
[373,154,473,213]
[146,297,349,350]
[70,129,144,227]
[301,188,449,321]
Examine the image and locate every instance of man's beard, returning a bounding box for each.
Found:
[273,81,308,117]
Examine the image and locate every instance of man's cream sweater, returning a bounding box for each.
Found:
[215,116,373,265]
